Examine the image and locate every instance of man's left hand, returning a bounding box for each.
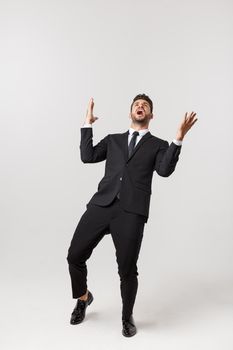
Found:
[176,112,198,141]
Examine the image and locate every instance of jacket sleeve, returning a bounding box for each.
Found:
[80,127,108,163]
[154,141,182,177]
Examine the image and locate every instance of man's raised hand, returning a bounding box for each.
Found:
[84,97,99,125]
[176,111,198,141]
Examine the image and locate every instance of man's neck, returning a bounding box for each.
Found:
[130,124,149,131]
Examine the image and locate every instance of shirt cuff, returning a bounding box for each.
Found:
[172,139,183,146]
[81,123,92,128]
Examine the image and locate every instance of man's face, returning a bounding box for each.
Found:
[130,99,153,125]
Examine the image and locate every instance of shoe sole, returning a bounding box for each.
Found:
[122,329,137,337]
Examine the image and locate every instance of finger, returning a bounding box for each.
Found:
[189,114,197,122]
[88,98,94,112]
[187,111,193,117]
[183,112,188,123]
[87,98,92,108]
[187,118,198,128]
[187,112,196,120]
[191,117,198,125]
[184,112,191,123]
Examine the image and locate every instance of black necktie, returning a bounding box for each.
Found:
[116,130,139,200]
[128,131,139,158]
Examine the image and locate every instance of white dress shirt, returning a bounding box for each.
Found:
[81,123,183,146]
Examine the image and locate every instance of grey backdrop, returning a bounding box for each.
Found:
[1,0,233,349]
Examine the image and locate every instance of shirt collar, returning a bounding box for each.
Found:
[129,127,149,137]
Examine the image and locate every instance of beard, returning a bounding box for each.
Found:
[130,111,151,125]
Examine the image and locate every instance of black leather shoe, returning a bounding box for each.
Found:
[70,290,94,325]
[122,315,137,337]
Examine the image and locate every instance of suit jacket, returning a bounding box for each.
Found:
[80,127,182,223]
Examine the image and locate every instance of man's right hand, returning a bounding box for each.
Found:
[84,97,99,124]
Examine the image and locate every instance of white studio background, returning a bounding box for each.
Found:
[1,0,233,349]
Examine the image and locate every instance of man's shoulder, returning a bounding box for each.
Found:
[147,133,168,145]
[108,131,167,143]
[108,130,128,138]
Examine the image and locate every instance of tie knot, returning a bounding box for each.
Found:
[132,131,139,137]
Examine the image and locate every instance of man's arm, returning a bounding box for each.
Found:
[79,97,108,163]
[80,127,108,163]
[154,141,182,177]
[154,111,198,176]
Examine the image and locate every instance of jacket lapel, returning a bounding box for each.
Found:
[122,130,152,162]
[122,131,130,161]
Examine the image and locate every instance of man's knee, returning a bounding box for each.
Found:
[118,264,138,281]
[66,242,94,266]
[66,247,85,266]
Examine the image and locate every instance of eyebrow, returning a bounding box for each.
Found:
[134,101,149,106]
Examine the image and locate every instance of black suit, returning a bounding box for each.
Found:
[67,127,182,320]
[80,127,182,222]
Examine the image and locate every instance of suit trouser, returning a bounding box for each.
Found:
[66,196,145,320]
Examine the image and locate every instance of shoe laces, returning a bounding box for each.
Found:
[72,299,86,315]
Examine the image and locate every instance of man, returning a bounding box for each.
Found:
[66,94,197,337]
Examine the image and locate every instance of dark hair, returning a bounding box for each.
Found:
[130,93,153,113]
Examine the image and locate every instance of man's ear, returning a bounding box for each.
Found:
[150,113,154,119]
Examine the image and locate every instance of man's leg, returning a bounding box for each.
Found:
[109,209,145,320]
[66,204,110,299]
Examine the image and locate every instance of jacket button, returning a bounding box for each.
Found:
[120,177,122,181]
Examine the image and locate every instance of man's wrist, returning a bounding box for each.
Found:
[173,138,183,146]
[82,123,92,128]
